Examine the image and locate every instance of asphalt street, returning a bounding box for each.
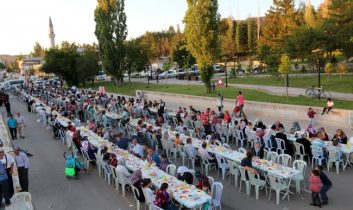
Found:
[4,95,353,210]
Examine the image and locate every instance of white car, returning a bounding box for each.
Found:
[159,70,177,79]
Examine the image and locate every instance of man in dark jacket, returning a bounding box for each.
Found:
[315,165,332,205]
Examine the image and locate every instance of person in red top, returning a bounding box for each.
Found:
[154,183,176,210]
[307,107,317,126]
[309,169,322,207]
[201,108,211,135]
[235,91,245,117]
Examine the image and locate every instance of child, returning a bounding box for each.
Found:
[309,169,322,208]
[307,107,317,126]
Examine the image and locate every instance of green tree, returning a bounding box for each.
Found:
[184,0,220,93]
[31,42,45,57]
[94,0,127,86]
[336,64,347,80]
[171,41,195,69]
[262,0,298,49]
[221,17,236,57]
[125,40,149,82]
[304,0,316,27]
[324,62,333,78]
[0,62,5,70]
[235,20,240,53]
[278,54,291,99]
[76,49,100,85]
[247,17,252,51]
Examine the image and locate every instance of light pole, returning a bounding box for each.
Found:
[222,56,228,87]
[312,48,324,88]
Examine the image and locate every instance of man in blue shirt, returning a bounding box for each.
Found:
[14,146,29,192]
[146,147,161,167]
[7,114,17,140]
[115,133,130,150]
[0,159,11,206]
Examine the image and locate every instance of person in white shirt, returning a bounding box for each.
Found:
[0,148,14,197]
[322,98,334,115]
[198,142,217,165]
[115,159,131,182]
[129,138,144,158]
[184,138,197,159]
[142,178,155,204]
[175,121,185,134]
[15,113,25,138]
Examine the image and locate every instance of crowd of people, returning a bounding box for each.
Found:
[14,80,352,209]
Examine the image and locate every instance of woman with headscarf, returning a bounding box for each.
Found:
[130,169,145,202]
[290,121,301,134]
[177,166,193,184]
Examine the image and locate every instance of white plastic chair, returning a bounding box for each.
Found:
[130,184,142,210]
[211,182,223,210]
[228,161,239,187]
[238,148,246,154]
[10,192,34,210]
[207,176,215,188]
[293,142,309,162]
[266,151,278,163]
[236,129,246,148]
[277,154,292,167]
[206,135,212,141]
[222,126,231,144]
[292,160,307,193]
[168,140,178,161]
[166,164,177,177]
[149,204,164,210]
[215,155,229,180]
[185,147,196,170]
[275,138,286,154]
[214,140,222,146]
[109,165,119,191]
[268,174,290,205]
[116,169,131,197]
[82,149,95,171]
[248,172,267,200]
[94,153,103,177]
[327,147,344,174]
[200,156,216,176]
[238,165,250,195]
[223,143,231,149]
[311,146,326,168]
[102,162,113,185]
[264,136,274,151]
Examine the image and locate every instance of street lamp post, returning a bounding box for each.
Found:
[222,56,228,87]
[312,48,324,88]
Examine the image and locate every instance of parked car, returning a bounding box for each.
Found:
[159,70,177,79]
[0,79,24,91]
[214,64,223,73]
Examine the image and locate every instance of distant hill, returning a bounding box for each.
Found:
[0,54,18,64]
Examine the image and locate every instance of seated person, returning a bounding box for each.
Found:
[198,142,217,165]
[115,159,132,181]
[290,121,301,134]
[131,169,145,202]
[146,147,161,167]
[107,153,118,167]
[275,126,294,156]
[183,127,190,137]
[332,129,348,144]
[184,138,197,159]
[174,133,183,146]
[251,142,264,159]
[159,153,171,172]
[142,178,155,204]
[154,183,176,210]
[296,133,312,159]
[241,151,258,179]
[177,166,194,184]
[129,138,144,158]
[115,132,130,150]
[317,127,329,141]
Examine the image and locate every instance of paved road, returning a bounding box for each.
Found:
[5,95,353,210]
[127,78,353,101]
[6,96,134,210]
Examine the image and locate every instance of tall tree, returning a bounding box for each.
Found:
[31,42,45,57]
[278,54,291,99]
[235,20,240,52]
[94,0,127,86]
[262,0,298,49]
[221,17,236,57]
[304,0,316,27]
[125,40,149,82]
[247,17,252,51]
[184,0,220,93]
[76,49,100,85]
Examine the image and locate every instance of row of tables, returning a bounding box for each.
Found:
[20,90,211,209]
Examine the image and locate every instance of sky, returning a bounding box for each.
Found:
[0,0,323,55]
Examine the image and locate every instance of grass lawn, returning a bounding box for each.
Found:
[83,81,353,110]
[228,75,353,93]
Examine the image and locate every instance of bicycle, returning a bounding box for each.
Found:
[305,85,331,99]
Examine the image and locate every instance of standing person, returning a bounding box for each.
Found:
[309,169,322,208]
[235,91,245,117]
[15,112,25,138]
[7,114,17,140]
[216,93,223,112]
[4,101,11,117]
[0,160,11,207]
[14,146,29,192]
[315,165,332,205]
[321,98,334,115]
[0,148,14,198]
[211,82,216,92]
[201,108,211,135]
[307,107,316,126]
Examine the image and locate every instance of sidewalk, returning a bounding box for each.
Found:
[128,77,353,101]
